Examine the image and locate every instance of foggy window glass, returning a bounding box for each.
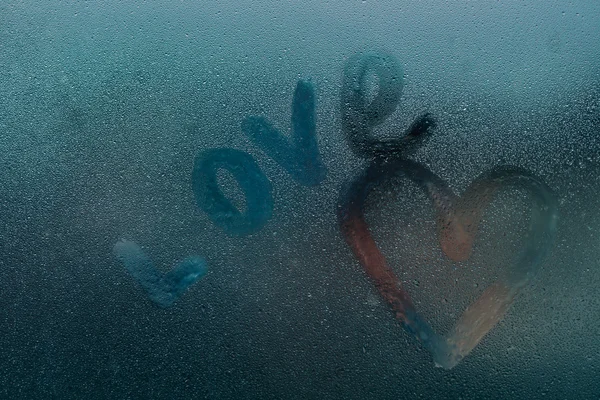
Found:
[0,1,598,398]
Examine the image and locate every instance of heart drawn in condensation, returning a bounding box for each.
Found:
[337,158,558,369]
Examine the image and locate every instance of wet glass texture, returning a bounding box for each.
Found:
[0,1,599,399]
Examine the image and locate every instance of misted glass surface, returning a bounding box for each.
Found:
[1,1,598,399]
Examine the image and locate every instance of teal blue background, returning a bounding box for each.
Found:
[0,1,599,398]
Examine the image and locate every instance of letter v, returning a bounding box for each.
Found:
[242,80,327,186]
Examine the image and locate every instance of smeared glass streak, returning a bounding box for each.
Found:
[192,148,273,236]
[242,80,326,186]
[338,159,558,369]
[340,52,435,159]
[113,239,208,308]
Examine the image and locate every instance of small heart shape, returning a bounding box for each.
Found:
[114,239,208,308]
[338,158,558,369]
